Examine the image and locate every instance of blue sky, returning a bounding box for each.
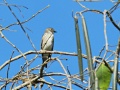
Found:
[0,0,120,90]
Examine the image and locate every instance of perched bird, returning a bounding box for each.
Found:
[41,28,56,68]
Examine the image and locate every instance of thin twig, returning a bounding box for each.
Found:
[0,31,26,60]
[106,11,120,31]
[5,51,15,90]
[3,5,50,30]
[56,58,72,89]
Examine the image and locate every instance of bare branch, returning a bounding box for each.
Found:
[0,50,87,70]
[3,5,50,30]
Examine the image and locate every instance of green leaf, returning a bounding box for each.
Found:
[96,61,112,90]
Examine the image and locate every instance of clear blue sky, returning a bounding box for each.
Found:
[0,0,120,90]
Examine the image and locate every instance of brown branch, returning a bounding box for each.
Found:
[3,0,38,54]
[12,75,40,90]
[0,50,87,70]
[106,11,120,31]
[76,9,103,15]
[5,51,15,90]
[109,2,120,14]
[12,75,70,90]
[72,80,86,90]
[37,80,70,90]
[0,31,27,61]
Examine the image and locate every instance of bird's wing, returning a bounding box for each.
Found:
[48,36,54,58]
[51,35,54,51]
[41,32,51,49]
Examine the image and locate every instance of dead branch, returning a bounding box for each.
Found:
[0,50,87,70]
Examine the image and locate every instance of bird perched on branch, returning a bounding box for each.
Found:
[41,28,56,68]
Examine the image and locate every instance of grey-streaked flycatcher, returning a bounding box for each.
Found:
[41,28,56,68]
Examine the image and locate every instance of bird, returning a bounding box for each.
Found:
[41,28,56,68]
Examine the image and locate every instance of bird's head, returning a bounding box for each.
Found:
[46,27,56,33]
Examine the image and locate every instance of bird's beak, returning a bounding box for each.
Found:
[54,31,57,33]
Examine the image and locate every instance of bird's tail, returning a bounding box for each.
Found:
[42,57,48,68]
